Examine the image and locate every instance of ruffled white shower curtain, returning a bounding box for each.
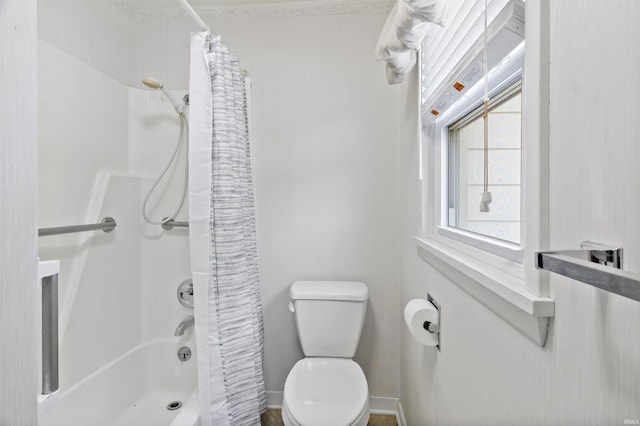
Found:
[188,31,266,426]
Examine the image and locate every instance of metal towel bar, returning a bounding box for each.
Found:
[536,241,640,303]
[38,217,116,237]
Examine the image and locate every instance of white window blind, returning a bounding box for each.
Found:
[420,0,512,112]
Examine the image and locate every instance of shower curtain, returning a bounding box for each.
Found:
[188,31,266,426]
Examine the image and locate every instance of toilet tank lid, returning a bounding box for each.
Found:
[290,281,368,301]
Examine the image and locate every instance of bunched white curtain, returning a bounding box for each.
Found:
[375,0,447,84]
[188,31,267,426]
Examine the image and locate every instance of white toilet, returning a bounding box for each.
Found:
[282,281,370,426]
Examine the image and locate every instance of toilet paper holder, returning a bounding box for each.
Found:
[427,294,441,351]
[423,320,439,333]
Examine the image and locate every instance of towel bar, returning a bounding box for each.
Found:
[536,241,640,303]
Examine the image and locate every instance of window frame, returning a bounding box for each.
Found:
[439,77,524,263]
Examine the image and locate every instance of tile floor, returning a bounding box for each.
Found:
[260,408,397,426]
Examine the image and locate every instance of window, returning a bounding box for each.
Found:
[419,0,527,261]
[415,0,554,341]
[431,41,525,263]
[447,80,522,245]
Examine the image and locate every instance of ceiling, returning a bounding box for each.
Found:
[117,0,344,10]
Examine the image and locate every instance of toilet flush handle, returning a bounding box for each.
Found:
[288,301,295,312]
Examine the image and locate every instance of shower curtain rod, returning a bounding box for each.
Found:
[176,0,250,76]
[176,0,209,32]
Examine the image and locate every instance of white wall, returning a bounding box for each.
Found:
[0,0,38,423]
[38,0,137,86]
[135,10,403,397]
[399,1,640,424]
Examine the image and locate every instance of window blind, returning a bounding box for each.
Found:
[421,0,512,111]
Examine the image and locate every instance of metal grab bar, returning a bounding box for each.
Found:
[536,241,640,303]
[161,217,189,230]
[41,273,59,394]
[38,217,116,237]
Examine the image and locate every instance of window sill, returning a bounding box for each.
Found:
[414,236,554,318]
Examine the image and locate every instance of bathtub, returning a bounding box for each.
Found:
[39,338,198,426]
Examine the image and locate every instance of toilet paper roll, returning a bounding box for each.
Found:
[404,299,439,346]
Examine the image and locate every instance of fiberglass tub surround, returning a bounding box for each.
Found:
[37,34,194,425]
[39,339,197,426]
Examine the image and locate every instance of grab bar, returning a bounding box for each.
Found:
[38,217,116,237]
[161,217,189,230]
[536,241,640,303]
[41,272,59,394]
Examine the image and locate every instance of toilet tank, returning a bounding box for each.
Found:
[290,281,368,358]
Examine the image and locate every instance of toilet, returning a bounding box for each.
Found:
[282,281,370,426]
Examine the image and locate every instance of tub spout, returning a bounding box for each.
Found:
[175,315,194,336]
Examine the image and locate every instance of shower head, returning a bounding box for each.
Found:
[142,77,163,89]
[141,77,184,114]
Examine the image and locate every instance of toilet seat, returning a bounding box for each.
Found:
[282,358,370,426]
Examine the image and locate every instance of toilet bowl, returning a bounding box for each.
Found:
[282,358,369,426]
[282,281,370,426]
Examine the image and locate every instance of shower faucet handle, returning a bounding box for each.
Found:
[177,279,194,308]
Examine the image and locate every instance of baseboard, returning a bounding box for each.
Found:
[266,391,403,423]
[266,390,283,408]
[369,396,398,415]
[396,400,407,426]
